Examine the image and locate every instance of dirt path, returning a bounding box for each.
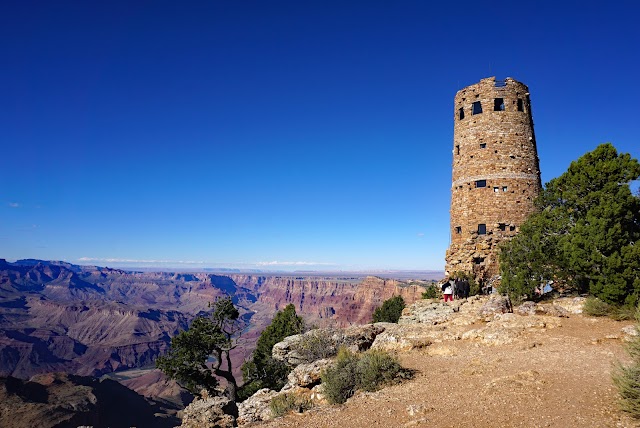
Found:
[263,315,637,427]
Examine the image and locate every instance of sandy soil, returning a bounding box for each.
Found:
[263,314,638,428]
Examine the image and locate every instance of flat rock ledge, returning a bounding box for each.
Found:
[236,295,587,425]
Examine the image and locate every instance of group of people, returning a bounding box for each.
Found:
[441,277,471,302]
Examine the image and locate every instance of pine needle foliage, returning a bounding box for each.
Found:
[613,320,640,419]
[500,143,640,306]
[240,304,305,400]
[372,296,405,323]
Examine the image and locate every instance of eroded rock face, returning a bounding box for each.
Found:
[398,300,458,325]
[552,297,586,314]
[272,324,386,366]
[282,359,332,391]
[477,294,512,316]
[237,388,278,426]
[180,395,238,428]
[0,372,177,428]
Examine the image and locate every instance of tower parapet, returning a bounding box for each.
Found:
[446,77,542,281]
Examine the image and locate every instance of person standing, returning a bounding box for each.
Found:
[442,280,454,303]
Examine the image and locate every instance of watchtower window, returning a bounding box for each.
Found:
[458,107,465,120]
[477,224,486,235]
[472,101,483,115]
[455,226,462,234]
[502,186,508,192]
[493,187,499,192]
[475,180,486,188]
[494,98,505,111]
[473,257,485,264]
[517,98,524,112]
[455,145,460,155]
[480,143,486,149]
[498,223,506,231]
[509,225,516,231]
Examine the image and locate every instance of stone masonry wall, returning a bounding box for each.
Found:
[446,77,542,280]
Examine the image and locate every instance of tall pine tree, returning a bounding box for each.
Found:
[500,143,640,305]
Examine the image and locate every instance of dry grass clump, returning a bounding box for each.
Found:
[613,322,640,419]
[584,297,636,320]
[269,393,313,418]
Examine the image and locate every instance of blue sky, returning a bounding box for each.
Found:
[2,1,639,271]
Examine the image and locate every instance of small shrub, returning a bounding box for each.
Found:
[422,285,439,299]
[321,347,359,404]
[296,329,338,362]
[583,297,636,320]
[372,296,405,323]
[584,297,614,317]
[355,349,402,392]
[611,306,637,321]
[321,348,408,405]
[269,392,313,418]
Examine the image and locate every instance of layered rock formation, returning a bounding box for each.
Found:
[0,372,179,428]
[0,259,430,389]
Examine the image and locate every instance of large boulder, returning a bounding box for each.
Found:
[477,294,512,316]
[553,297,586,314]
[272,324,386,366]
[515,301,570,317]
[398,300,459,325]
[282,359,333,391]
[180,394,238,428]
[237,388,278,426]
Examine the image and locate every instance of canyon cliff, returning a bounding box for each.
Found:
[0,259,433,386]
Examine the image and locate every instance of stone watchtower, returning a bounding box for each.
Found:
[445,77,542,281]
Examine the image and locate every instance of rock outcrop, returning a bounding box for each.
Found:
[179,394,238,428]
[237,388,279,426]
[272,324,385,366]
[0,372,178,428]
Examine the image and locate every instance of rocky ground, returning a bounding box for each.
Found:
[253,296,638,428]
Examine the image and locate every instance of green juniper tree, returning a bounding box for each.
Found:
[239,304,305,400]
[372,296,405,323]
[156,296,242,399]
[500,143,640,305]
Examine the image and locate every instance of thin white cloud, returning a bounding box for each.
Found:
[8,202,20,208]
[78,257,206,264]
[257,261,334,266]
[417,233,425,237]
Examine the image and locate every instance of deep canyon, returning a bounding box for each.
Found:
[0,258,437,420]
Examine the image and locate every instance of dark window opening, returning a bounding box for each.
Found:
[455,226,461,234]
[509,225,516,231]
[473,257,485,264]
[478,224,486,235]
[517,98,524,111]
[494,98,505,111]
[472,101,482,115]
[458,107,465,120]
[502,186,508,192]
[475,180,486,188]
[493,187,499,192]
[498,223,506,231]
[480,143,486,149]
[455,145,460,155]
